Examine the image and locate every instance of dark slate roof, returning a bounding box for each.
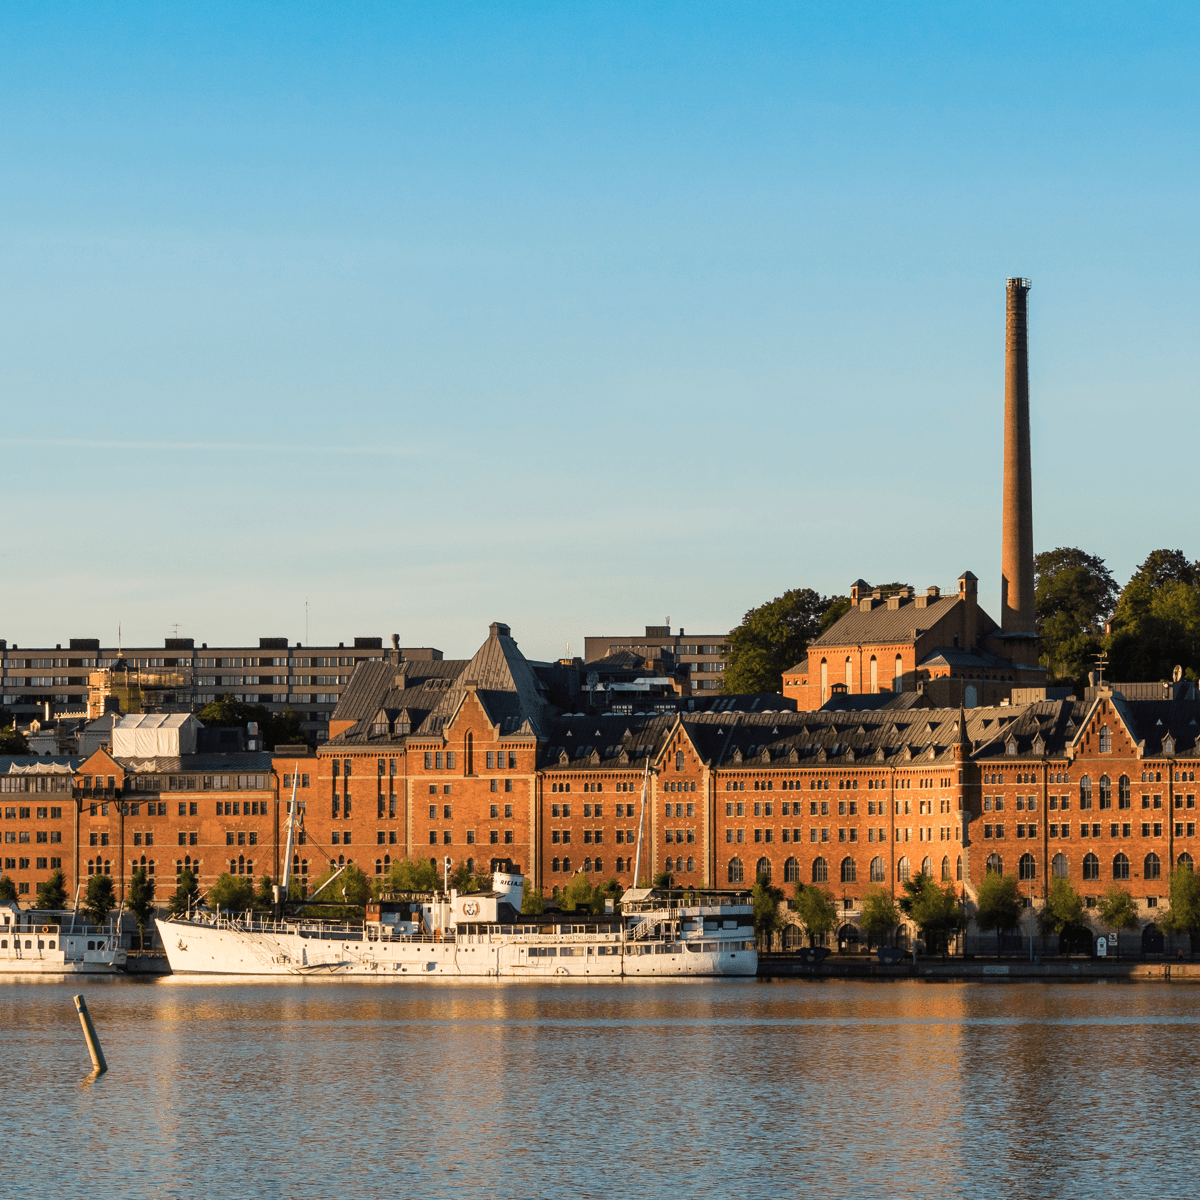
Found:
[808,594,997,649]
[332,660,470,723]
[539,705,995,772]
[419,626,549,738]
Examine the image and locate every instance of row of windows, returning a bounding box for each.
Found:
[4,830,61,844]
[428,830,514,845]
[1,856,62,871]
[2,806,63,818]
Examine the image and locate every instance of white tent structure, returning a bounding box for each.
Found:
[111,713,201,758]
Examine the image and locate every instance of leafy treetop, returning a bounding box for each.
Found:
[722,588,850,695]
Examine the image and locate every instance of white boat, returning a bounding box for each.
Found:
[156,758,757,979]
[0,902,128,975]
[156,873,757,978]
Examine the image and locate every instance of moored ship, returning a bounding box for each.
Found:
[0,902,128,975]
[157,872,757,978]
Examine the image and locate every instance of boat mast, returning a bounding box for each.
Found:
[631,758,650,887]
[275,763,302,913]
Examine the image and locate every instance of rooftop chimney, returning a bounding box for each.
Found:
[1002,277,1035,636]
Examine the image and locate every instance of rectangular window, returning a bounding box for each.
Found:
[429,830,438,845]
[425,753,433,770]
[443,831,452,844]
[486,751,495,769]
[466,830,475,844]
[446,752,456,770]
[505,779,513,793]
[504,830,513,844]
[491,831,499,844]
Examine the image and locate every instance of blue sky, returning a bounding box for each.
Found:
[2,3,1197,659]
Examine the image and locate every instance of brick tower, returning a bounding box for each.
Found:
[1000,277,1038,664]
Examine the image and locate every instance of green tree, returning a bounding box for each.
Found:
[0,725,29,755]
[722,588,850,695]
[521,880,546,915]
[558,874,594,913]
[209,873,255,913]
[168,867,200,916]
[82,874,116,928]
[652,870,672,889]
[307,863,371,913]
[255,874,276,909]
[751,876,784,948]
[1037,876,1085,937]
[36,869,69,912]
[1161,862,1200,953]
[899,873,963,955]
[385,857,440,893]
[859,886,900,946]
[125,866,156,938]
[974,872,1022,946]
[792,883,837,948]
[1097,884,1139,958]
[1034,547,1118,684]
[0,875,16,903]
[1106,550,1200,682]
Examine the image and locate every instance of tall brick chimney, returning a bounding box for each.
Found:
[1001,277,1035,636]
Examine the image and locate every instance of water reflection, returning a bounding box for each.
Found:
[3,979,1199,1198]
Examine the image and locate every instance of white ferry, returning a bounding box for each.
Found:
[157,761,757,979]
[156,872,757,979]
[0,903,128,975]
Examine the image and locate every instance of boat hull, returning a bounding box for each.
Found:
[156,918,757,979]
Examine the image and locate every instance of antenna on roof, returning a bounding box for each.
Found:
[1093,650,1108,689]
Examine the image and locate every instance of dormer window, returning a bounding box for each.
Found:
[371,721,387,736]
[1099,725,1112,754]
[1006,739,1017,756]
[1164,736,1176,756]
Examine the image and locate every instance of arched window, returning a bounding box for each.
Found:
[894,654,903,693]
[956,855,963,881]
[1113,852,1130,880]
[812,857,828,883]
[676,751,685,772]
[1019,853,1036,881]
[1178,852,1195,872]
[1052,853,1069,879]
[1118,775,1131,808]
[1083,852,1100,881]
[986,853,1003,875]
[583,857,593,873]
[870,655,878,693]
[616,856,625,873]
[841,857,856,883]
[674,856,683,872]
[897,856,910,882]
[756,857,772,882]
[870,856,885,882]
[921,856,932,878]
[375,858,383,876]
[384,855,391,871]
[1079,775,1092,808]
[463,857,470,874]
[1098,775,1112,809]
[1099,725,1112,753]
[784,857,800,883]
[728,857,744,884]
[686,856,694,872]
[820,659,828,701]
[1145,852,1161,881]
[845,657,853,688]
[562,857,571,873]
[941,856,951,881]
[964,684,977,709]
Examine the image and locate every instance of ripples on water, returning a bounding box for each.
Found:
[3,977,1198,1199]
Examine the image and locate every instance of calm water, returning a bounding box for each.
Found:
[2,976,1198,1199]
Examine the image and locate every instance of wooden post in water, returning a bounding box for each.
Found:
[73,994,108,1074]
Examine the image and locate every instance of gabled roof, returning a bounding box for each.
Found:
[808,594,998,649]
